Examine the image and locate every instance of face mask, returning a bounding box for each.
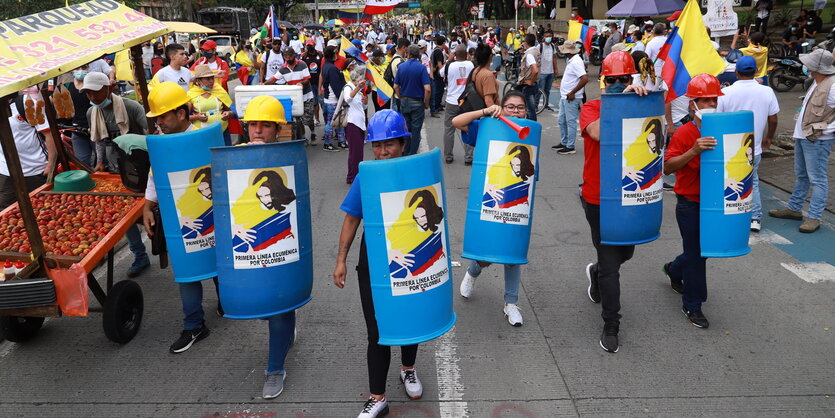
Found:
[571,13,576,17]
[73,70,88,80]
[201,85,213,91]
[692,102,716,120]
[202,51,214,58]
[90,98,112,109]
[515,34,521,39]
[605,82,627,94]
[545,37,553,43]
[802,65,810,76]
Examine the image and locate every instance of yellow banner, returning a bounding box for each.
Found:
[0,0,170,98]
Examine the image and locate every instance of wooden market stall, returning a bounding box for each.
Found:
[0,0,171,343]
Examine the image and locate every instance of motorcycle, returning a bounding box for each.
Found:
[769,48,809,93]
[589,33,607,66]
[503,49,522,81]
[555,37,567,58]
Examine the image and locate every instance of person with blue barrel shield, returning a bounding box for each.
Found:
[578,51,649,353]
[233,95,299,399]
[332,110,424,418]
[451,90,531,327]
[141,82,221,353]
[662,74,725,330]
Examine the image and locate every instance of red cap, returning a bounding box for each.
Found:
[667,10,682,21]
[200,40,217,50]
[601,51,637,76]
[685,74,725,98]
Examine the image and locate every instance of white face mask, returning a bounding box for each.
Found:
[692,101,717,120]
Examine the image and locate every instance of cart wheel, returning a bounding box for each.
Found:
[103,280,143,344]
[0,316,44,343]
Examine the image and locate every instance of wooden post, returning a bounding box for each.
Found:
[40,81,72,177]
[130,44,154,131]
[0,96,47,270]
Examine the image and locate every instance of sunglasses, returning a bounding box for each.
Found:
[604,75,632,84]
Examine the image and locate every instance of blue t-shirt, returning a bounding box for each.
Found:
[394,59,430,99]
[461,119,480,147]
[340,175,363,219]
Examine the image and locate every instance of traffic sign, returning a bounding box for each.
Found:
[523,0,541,8]
[470,5,479,16]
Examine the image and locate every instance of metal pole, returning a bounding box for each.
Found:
[315,0,320,23]
[515,3,518,30]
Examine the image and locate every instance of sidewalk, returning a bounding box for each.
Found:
[758,152,835,217]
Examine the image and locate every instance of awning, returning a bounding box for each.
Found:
[0,0,171,98]
[164,21,217,34]
[606,0,686,17]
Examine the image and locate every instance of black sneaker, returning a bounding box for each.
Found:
[464,160,472,166]
[551,144,566,151]
[599,325,619,353]
[323,143,338,152]
[216,302,224,317]
[169,324,210,353]
[662,262,683,294]
[681,307,709,329]
[557,147,576,155]
[337,141,348,149]
[585,263,600,303]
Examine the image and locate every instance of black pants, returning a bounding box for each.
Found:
[0,174,46,210]
[358,235,418,395]
[581,198,635,327]
[754,16,769,33]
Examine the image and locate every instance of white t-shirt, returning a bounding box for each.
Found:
[342,82,368,130]
[793,81,835,141]
[560,55,586,99]
[1,101,50,177]
[645,35,667,76]
[259,50,285,81]
[632,41,646,53]
[88,58,111,75]
[367,31,378,43]
[377,32,387,44]
[525,52,537,67]
[441,60,474,104]
[153,66,194,91]
[467,39,478,50]
[717,80,780,155]
[420,53,432,76]
[540,43,557,75]
[315,36,325,53]
[141,46,154,68]
[289,39,303,55]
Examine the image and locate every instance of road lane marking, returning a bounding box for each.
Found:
[781,262,835,284]
[749,230,793,246]
[435,326,468,417]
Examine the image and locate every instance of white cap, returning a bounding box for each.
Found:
[327,39,339,47]
[80,72,110,92]
[418,39,428,48]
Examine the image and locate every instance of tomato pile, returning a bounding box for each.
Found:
[0,194,137,257]
[93,178,126,193]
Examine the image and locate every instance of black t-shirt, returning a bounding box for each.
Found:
[67,82,91,129]
[431,47,445,79]
[301,51,323,83]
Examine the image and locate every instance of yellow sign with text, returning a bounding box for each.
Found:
[0,0,170,97]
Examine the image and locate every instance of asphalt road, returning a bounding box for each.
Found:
[0,78,832,417]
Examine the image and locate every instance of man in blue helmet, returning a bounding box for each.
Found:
[332,110,425,417]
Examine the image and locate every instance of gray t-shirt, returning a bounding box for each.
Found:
[86,98,147,169]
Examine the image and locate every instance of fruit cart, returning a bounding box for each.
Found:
[0,2,171,344]
[0,174,145,343]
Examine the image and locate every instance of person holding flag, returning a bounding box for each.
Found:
[367,48,393,111]
[343,64,369,184]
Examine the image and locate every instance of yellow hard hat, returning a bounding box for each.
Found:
[146,82,191,117]
[242,95,287,124]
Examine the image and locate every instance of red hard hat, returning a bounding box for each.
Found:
[601,51,637,76]
[685,73,725,98]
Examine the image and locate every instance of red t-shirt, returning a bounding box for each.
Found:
[665,121,701,202]
[321,54,346,71]
[580,99,601,204]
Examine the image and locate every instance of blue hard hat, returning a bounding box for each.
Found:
[352,38,362,47]
[365,110,410,143]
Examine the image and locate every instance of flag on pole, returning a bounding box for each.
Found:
[567,21,596,56]
[364,0,401,15]
[657,0,727,103]
[260,5,280,39]
[341,35,368,62]
[318,15,324,24]
[365,66,394,106]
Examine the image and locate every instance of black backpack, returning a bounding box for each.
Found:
[458,67,486,113]
[383,55,403,86]
[115,147,150,194]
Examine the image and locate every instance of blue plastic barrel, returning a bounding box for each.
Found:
[599,91,666,245]
[273,96,294,122]
[462,116,542,264]
[359,148,456,346]
[147,123,224,282]
[210,140,313,319]
[699,111,754,258]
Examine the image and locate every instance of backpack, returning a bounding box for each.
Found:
[383,55,402,86]
[115,147,150,194]
[330,85,350,129]
[457,67,486,113]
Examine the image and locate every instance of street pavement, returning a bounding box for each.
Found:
[0,78,833,417]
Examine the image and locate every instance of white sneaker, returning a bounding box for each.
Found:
[750,219,761,232]
[504,303,523,326]
[400,368,423,399]
[357,396,389,417]
[459,272,477,298]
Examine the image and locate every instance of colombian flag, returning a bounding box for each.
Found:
[568,20,596,56]
[657,0,727,103]
[341,35,369,63]
[338,9,373,24]
[365,66,393,106]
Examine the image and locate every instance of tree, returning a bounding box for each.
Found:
[1,0,141,20]
[215,0,301,22]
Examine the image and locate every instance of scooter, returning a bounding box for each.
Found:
[769,43,810,92]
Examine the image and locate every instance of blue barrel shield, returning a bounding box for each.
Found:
[462,117,542,264]
[600,91,666,245]
[699,111,754,258]
[147,123,224,282]
[210,140,313,319]
[359,148,456,346]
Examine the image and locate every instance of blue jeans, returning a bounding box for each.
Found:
[179,281,206,330]
[467,260,521,304]
[267,311,296,373]
[537,73,555,109]
[558,97,582,148]
[399,98,425,155]
[668,196,707,312]
[125,224,147,260]
[788,137,833,220]
[752,154,762,221]
[323,102,345,145]
[522,84,538,121]
[71,132,94,167]
[431,77,444,114]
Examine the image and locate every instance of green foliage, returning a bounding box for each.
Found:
[771,7,795,27]
[1,0,142,20]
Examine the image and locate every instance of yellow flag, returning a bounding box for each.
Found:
[114,49,134,82]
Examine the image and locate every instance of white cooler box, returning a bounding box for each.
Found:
[234,85,303,119]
